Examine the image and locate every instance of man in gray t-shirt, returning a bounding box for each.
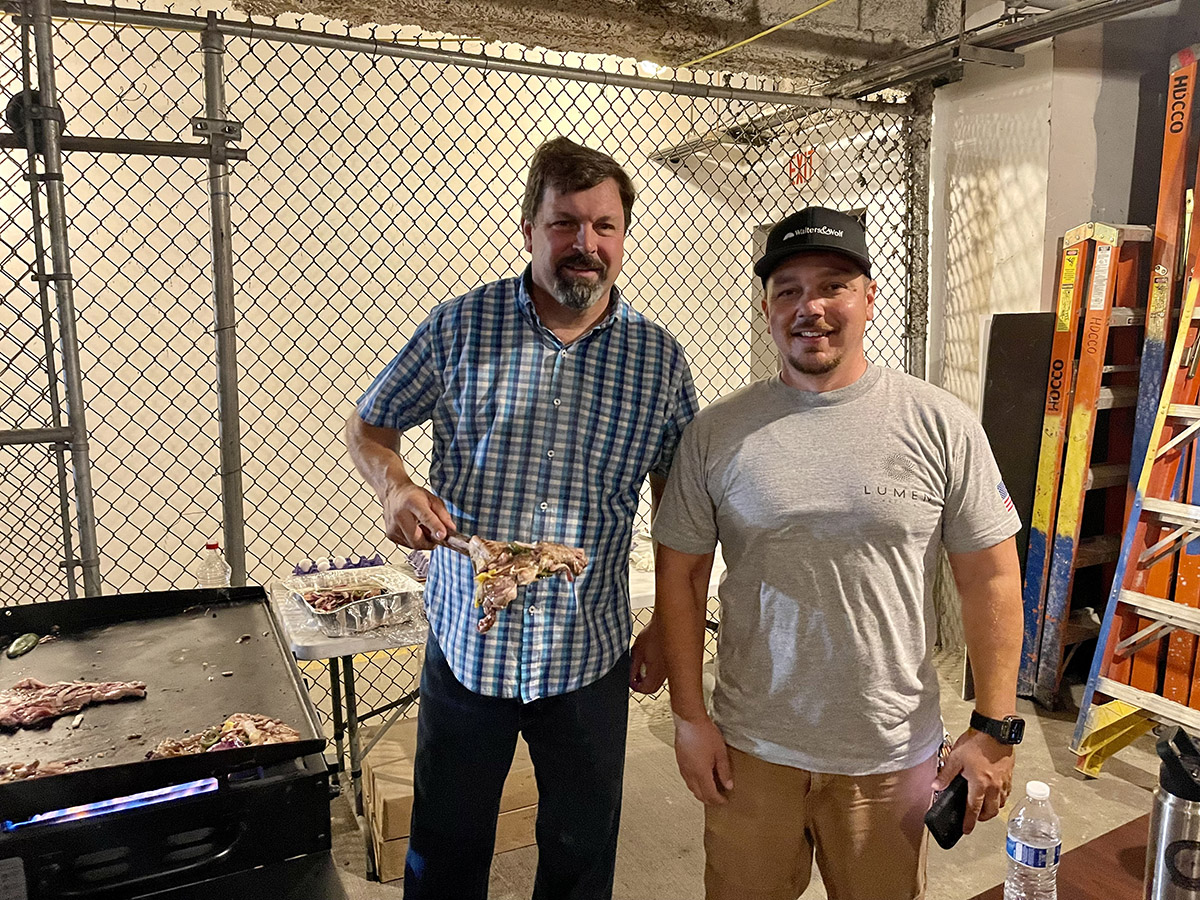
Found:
[653,207,1023,900]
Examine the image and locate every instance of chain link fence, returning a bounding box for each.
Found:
[1,4,919,732]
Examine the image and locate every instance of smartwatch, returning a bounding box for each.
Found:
[969,710,1025,745]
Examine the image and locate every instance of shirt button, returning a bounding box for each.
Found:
[527,605,536,614]
[553,398,561,407]
[547,450,555,459]
[540,501,549,511]
[560,349,568,358]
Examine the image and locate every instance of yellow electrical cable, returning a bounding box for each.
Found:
[676,0,843,69]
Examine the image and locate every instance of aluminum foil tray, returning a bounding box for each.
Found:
[279,564,425,637]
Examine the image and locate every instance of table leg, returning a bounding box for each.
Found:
[342,655,363,817]
[329,657,344,788]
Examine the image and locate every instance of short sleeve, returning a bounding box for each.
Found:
[649,351,700,480]
[941,415,1022,554]
[356,316,441,432]
[652,418,718,555]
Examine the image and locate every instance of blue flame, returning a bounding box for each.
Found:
[2,778,218,832]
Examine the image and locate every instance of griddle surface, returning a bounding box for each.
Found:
[0,596,316,774]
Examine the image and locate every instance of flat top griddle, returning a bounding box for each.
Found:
[0,587,325,820]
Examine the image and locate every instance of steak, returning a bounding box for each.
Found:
[462,536,588,633]
[0,757,83,783]
[0,677,147,730]
[148,713,300,759]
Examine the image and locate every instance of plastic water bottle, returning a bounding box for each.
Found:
[196,542,231,588]
[1004,781,1061,900]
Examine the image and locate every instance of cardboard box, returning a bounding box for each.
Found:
[363,717,539,881]
[364,718,538,840]
[371,802,538,883]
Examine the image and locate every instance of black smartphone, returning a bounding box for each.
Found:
[924,773,969,849]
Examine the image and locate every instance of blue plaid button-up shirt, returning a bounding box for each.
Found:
[357,268,698,701]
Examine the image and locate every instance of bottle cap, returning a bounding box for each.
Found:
[1026,780,1050,800]
[205,542,219,550]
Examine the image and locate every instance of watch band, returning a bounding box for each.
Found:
[969,710,1025,745]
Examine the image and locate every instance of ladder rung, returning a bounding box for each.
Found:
[1075,535,1121,568]
[1085,463,1128,491]
[1096,677,1200,735]
[1117,588,1200,633]
[1142,497,1200,527]
[1169,404,1200,419]
[1109,308,1145,327]
[1097,386,1138,409]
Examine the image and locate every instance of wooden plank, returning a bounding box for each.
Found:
[979,312,1054,579]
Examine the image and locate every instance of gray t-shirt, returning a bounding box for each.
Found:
[653,365,1020,775]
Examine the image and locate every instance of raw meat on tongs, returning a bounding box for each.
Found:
[440,534,587,633]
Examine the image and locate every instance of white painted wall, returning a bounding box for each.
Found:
[928,41,1053,410]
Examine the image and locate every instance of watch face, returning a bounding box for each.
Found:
[1004,717,1025,744]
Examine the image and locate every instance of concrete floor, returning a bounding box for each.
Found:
[328,649,1159,899]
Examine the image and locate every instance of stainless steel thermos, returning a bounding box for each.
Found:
[1147,726,1200,899]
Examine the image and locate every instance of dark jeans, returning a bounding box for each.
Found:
[403,633,631,900]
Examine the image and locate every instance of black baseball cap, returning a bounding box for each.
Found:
[754,207,872,284]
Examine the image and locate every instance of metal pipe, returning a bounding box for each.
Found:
[29,0,100,597]
[823,0,1171,97]
[4,0,906,115]
[0,132,249,160]
[0,427,73,447]
[202,12,247,587]
[902,85,933,380]
[17,15,77,598]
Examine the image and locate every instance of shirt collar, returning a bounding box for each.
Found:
[517,265,623,342]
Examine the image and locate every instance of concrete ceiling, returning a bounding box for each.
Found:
[234,0,958,85]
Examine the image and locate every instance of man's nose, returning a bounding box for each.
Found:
[574,224,598,253]
[793,291,826,317]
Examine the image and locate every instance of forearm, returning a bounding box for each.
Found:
[656,547,714,722]
[951,538,1023,718]
[344,413,412,500]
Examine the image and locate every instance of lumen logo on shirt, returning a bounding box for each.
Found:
[862,484,938,505]
[863,453,937,505]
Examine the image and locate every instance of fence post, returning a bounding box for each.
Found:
[202,11,247,585]
[29,0,101,597]
[904,83,933,381]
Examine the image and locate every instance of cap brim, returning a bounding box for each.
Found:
[753,244,871,281]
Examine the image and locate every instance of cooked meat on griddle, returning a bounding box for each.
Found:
[147,713,300,759]
[0,757,83,783]
[302,582,386,613]
[0,677,147,730]
[461,536,587,633]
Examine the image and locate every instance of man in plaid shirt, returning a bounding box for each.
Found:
[346,136,697,899]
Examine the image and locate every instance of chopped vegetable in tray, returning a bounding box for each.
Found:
[302,582,386,613]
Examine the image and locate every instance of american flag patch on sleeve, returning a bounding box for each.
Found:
[997,481,1015,512]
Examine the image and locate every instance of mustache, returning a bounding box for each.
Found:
[791,318,834,334]
[557,253,605,273]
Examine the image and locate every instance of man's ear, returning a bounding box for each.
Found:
[864,278,877,322]
[521,218,534,253]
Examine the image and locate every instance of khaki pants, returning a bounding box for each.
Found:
[704,746,937,900]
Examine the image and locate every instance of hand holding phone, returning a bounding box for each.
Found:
[925,773,969,849]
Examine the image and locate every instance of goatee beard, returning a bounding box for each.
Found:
[787,352,842,376]
[554,254,608,310]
